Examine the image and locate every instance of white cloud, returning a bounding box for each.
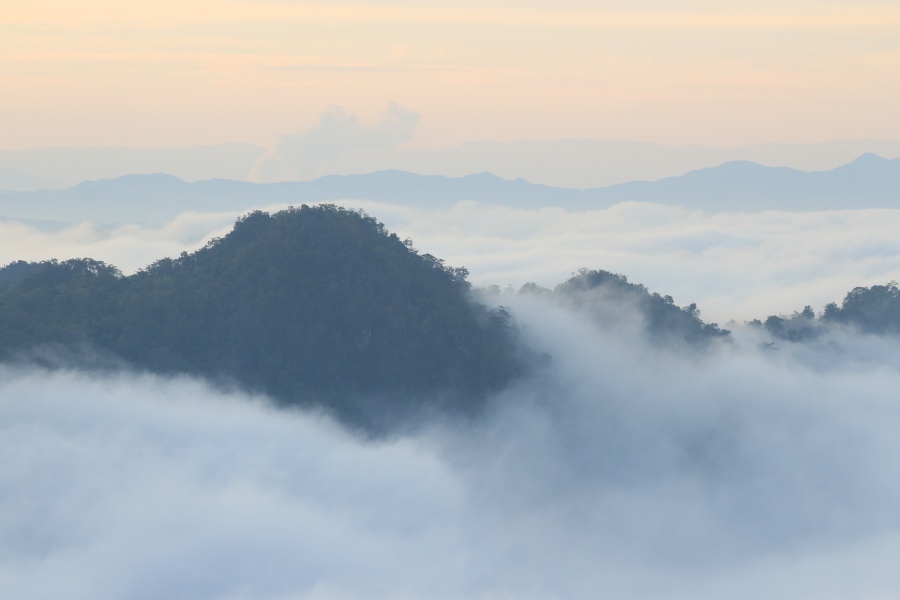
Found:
[252,104,420,183]
[349,201,900,323]
[5,201,900,323]
[0,210,268,275]
[3,296,900,599]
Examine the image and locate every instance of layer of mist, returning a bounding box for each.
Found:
[5,201,900,323]
[3,292,900,599]
[4,154,899,228]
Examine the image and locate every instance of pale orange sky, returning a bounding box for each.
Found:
[3,0,900,149]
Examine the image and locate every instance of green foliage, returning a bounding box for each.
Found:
[0,258,124,349]
[0,205,521,428]
[757,306,819,342]
[821,282,900,334]
[758,283,900,341]
[0,260,43,291]
[549,268,730,347]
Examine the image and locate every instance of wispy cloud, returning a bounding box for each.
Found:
[5,201,900,322]
[352,201,900,322]
[0,211,242,275]
[5,1,900,148]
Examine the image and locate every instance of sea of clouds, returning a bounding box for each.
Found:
[4,202,900,598]
[5,200,900,322]
[3,290,900,599]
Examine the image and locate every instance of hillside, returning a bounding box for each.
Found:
[0,205,522,430]
[756,281,900,342]
[549,269,730,347]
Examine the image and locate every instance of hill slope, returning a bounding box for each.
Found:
[0,205,522,429]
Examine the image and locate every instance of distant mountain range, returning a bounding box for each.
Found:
[0,144,267,190]
[1,153,898,227]
[599,152,900,211]
[5,139,900,190]
[0,205,726,431]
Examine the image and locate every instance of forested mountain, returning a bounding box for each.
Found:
[0,205,522,430]
[23,202,900,432]
[0,260,43,292]
[2,153,899,227]
[756,282,900,341]
[518,269,730,348]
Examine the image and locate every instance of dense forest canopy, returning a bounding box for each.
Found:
[6,202,900,430]
[755,282,900,342]
[0,205,522,430]
[548,268,730,347]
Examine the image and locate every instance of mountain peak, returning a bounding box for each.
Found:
[832,152,898,176]
[0,204,523,431]
[852,152,888,163]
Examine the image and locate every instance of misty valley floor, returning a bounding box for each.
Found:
[3,293,900,600]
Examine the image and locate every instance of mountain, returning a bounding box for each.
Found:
[596,153,900,211]
[0,202,739,432]
[756,281,900,342]
[324,138,900,188]
[2,154,899,227]
[0,170,581,226]
[0,205,523,431]
[8,139,900,190]
[547,269,730,347]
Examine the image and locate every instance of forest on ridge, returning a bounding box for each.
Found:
[1,203,898,431]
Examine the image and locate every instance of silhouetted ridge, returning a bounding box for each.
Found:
[548,269,730,347]
[0,260,45,291]
[4,153,900,226]
[756,281,900,341]
[0,205,522,429]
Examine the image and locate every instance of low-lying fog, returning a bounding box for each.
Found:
[3,291,900,599]
[5,200,900,322]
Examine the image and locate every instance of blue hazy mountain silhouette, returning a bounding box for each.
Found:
[598,153,900,210]
[1,154,898,226]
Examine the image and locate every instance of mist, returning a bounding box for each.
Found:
[354,200,900,322]
[252,104,420,183]
[4,291,900,599]
[0,210,255,275]
[7,200,900,322]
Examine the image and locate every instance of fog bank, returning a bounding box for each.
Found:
[3,295,900,599]
[6,201,900,322]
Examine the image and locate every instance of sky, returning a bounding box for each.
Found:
[3,1,900,150]
[5,5,900,597]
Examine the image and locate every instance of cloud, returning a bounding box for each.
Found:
[252,104,420,182]
[3,294,900,599]
[347,200,900,323]
[0,209,279,275]
[0,368,462,600]
[5,201,900,323]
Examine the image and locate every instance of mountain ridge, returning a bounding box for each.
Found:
[1,154,898,227]
[0,204,525,431]
[0,204,732,432]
